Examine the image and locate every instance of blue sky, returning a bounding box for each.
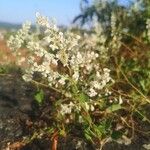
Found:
[0,0,81,25]
[0,0,131,25]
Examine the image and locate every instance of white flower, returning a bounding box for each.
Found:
[78,115,83,123]
[90,104,95,111]
[72,71,79,81]
[143,143,150,150]
[58,77,66,85]
[119,95,123,104]
[60,102,75,115]
[92,81,102,90]
[7,22,31,52]
[22,74,33,82]
[60,104,72,115]
[64,92,72,98]
[105,88,112,96]
[36,12,50,28]
[85,102,90,111]
[88,88,97,97]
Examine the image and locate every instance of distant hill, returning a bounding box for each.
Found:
[0,21,22,30]
[0,21,68,32]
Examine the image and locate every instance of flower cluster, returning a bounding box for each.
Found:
[78,12,122,65]
[7,13,113,123]
[110,12,122,55]
[60,101,95,124]
[60,101,95,116]
[7,22,31,52]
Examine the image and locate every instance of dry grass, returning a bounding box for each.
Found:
[0,40,27,66]
[0,40,15,64]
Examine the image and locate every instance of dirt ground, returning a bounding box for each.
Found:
[0,73,149,150]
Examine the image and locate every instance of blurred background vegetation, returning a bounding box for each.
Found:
[0,0,150,149]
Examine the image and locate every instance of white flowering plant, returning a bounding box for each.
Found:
[6,13,116,146]
[7,12,150,149]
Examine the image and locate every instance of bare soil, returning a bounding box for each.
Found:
[0,73,149,150]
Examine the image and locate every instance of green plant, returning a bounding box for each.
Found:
[7,12,150,149]
[34,89,45,105]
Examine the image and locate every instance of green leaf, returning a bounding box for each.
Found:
[97,125,105,136]
[105,119,112,130]
[107,104,122,113]
[59,129,66,137]
[111,131,123,140]
[84,128,93,142]
[34,89,44,105]
[85,133,93,141]
[140,80,146,92]
[82,113,92,124]
[0,67,3,73]
[79,92,89,102]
